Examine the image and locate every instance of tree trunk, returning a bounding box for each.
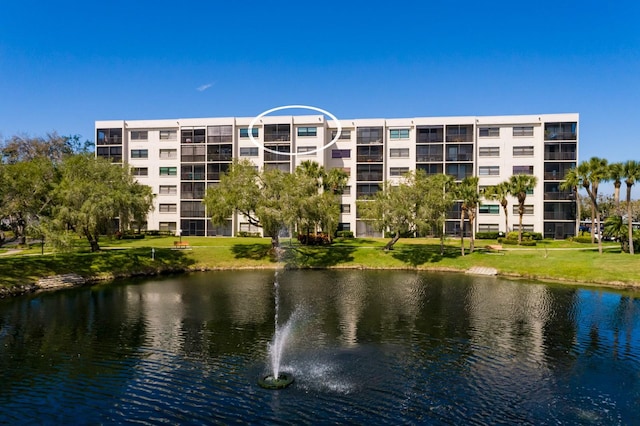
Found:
[628,185,635,255]
[469,213,475,253]
[383,233,401,251]
[502,202,509,235]
[575,188,581,236]
[271,234,280,250]
[518,205,524,245]
[596,210,603,255]
[459,211,465,256]
[590,207,596,244]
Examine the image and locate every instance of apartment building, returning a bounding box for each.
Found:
[95,113,578,239]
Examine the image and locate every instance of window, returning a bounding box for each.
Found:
[479,204,500,214]
[159,130,177,140]
[331,129,351,140]
[479,166,500,176]
[342,186,351,195]
[357,164,383,181]
[207,125,232,143]
[513,205,534,215]
[159,185,177,195]
[478,224,500,232]
[132,167,148,176]
[356,183,380,199]
[297,146,316,155]
[159,222,177,232]
[181,201,206,217]
[513,165,534,175]
[130,130,148,140]
[207,163,230,180]
[340,204,351,214]
[446,144,474,161]
[521,224,535,232]
[479,127,499,137]
[389,129,410,139]
[418,163,443,175]
[160,167,177,176]
[357,127,383,144]
[357,145,383,162]
[478,147,499,157]
[513,126,534,137]
[417,126,443,143]
[181,182,206,199]
[97,128,122,145]
[337,223,351,231]
[389,148,409,158]
[181,128,205,143]
[207,144,232,161]
[159,149,177,159]
[239,128,259,138]
[332,149,351,159]
[130,149,148,159]
[416,145,443,162]
[240,147,259,156]
[446,164,473,180]
[544,122,576,140]
[159,203,177,213]
[264,124,290,142]
[297,127,317,137]
[513,146,534,156]
[390,167,409,177]
[181,145,206,162]
[181,164,205,180]
[446,125,472,142]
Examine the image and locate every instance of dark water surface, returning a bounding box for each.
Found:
[0,270,639,424]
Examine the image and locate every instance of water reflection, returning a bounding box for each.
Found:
[0,271,638,424]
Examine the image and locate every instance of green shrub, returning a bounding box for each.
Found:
[476,232,500,240]
[237,231,261,237]
[336,231,354,238]
[498,237,536,246]
[571,236,595,244]
[505,231,542,241]
[298,233,332,245]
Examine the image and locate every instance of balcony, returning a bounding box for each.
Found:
[445,154,473,162]
[544,131,577,141]
[544,152,577,161]
[207,153,233,162]
[416,155,443,162]
[544,211,575,220]
[356,172,384,181]
[357,155,383,162]
[544,191,574,200]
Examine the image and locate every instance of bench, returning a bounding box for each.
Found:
[173,241,190,249]
[484,244,504,254]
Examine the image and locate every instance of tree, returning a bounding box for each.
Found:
[1,132,90,164]
[484,181,511,234]
[358,172,419,250]
[509,174,538,244]
[456,177,480,255]
[48,155,154,252]
[0,157,58,245]
[561,168,582,236]
[582,157,610,254]
[623,160,640,254]
[603,215,629,252]
[417,173,455,255]
[609,162,624,214]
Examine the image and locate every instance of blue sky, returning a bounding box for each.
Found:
[1,0,639,194]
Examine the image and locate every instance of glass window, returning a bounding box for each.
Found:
[340,204,351,213]
[181,129,205,143]
[513,165,534,175]
[297,127,317,137]
[132,167,148,176]
[390,167,409,176]
[332,149,351,159]
[159,185,177,195]
[478,127,499,137]
[513,126,534,137]
[207,125,233,143]
[160,167,177,176]
[239,128,259,138]
[513,146,534,156]
[479,166,500,176]
[240,147,259,156]
[159,222,177,232]
[389,148,409,158]
[159,203,177,213]
[331,129,351,140]
[479,204,500,214]
[357,127,383,144]
[159,130,177,140]
[159,149,177,159]
[513,205,534,215]
[130,130,148,140]
[297,146,316,155]
[478,147,499,157]
[478,224,500,232]
[130,149,148,159]
[389,129,410,139]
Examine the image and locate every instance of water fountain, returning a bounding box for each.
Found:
[258,249,295,390]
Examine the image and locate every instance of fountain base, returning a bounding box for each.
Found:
[258,372,294,389]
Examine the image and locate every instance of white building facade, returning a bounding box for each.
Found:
[95,113,578,239]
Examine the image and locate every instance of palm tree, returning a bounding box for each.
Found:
[560,167,582,237]
[623,160,640,254]
[584,157,609,254]
[509,174,538,244]
[457,177,480,255]
[484,181,511,234]
[603,215,629,252]
[608,162,624,215]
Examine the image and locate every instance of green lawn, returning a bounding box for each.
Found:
[0,235,636,291]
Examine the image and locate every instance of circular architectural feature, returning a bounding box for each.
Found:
[258,372,294,389]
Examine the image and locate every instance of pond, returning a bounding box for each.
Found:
[0,270,639,424]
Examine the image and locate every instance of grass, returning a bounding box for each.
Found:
[0,235,637,291]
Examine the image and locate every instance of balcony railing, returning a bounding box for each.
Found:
[97,136,122,145]
[544,191,574,200]
[416,155,444,162]
[544,212,575,220]
[181,173,206,180]
[356,172,384,181]
[357,155,383,162]
[544,131,577,141]
[207,154,233,162]
[544,152,577,161]
[544,172,567,180]
[446,154,473,161]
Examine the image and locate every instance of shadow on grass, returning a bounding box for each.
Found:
[0,248,196,287]
[391,244,461,267]
[282,245,356,268]
[230,244,277,262]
